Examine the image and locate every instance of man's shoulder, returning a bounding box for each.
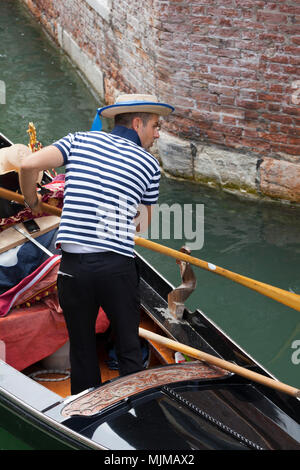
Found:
[73,130,106,140]
[73,131,160,171]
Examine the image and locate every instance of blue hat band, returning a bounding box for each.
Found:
[91,101,174,131]
[99,101,174,116]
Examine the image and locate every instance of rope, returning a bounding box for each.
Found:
[162,385,265,450]
[29,369,70,382]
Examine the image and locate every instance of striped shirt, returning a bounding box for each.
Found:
[53,126,160,257]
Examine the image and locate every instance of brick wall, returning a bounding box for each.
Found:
[156,0,300,161]
[21,0,300,203]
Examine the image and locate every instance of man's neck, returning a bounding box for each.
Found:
[110,125,142,147]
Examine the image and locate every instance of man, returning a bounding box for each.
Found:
[19,93,174,394]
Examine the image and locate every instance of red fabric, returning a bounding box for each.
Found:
[0,255,61,317]
[0,295,110,371]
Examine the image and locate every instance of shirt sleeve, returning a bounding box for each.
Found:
[141,168,161,205]
[52,133,75,165]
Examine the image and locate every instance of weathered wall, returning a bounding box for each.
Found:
[21,0,300,204]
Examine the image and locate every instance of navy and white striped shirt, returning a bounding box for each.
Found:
[53,126,160,257]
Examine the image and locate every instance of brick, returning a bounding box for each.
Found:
[204,130,225,144]
[219,96,235,105]
[236,79,265,90]
[282,106,300,116]
[261,114,294,125]
[258,93,282,102]
[268,104,282,112]
[288,56,300,66]
[257,11,288,24]
[281,125,300,136]
[279,5,300,15]
[258,33,285,43]
[243,128,261,138]
[209,84,237,96]
[222,115,238,125]
[262,54,289,64]
[258,132,289,144]
[288,136,300,146]
[272,143,300,156]
[211,105,245,118]
[240,89,259,99]
[210,66,241,77]
[282,45,300,56]
[236,99,267,110]
[207,46,241,58]
[206,7,238,18]
[291,36,300,45]
[269,84,285,93]
[234,40,262,52]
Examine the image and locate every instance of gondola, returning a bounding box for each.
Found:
[0,129,299,452]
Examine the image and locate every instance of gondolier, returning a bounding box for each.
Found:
[19,93,174,394]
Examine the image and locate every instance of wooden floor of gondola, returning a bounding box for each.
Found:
[23,310,175,398]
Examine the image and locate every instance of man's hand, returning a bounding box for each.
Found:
[20,145,64,215]
[24,192,43,215]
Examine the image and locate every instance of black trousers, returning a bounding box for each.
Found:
[57,250,143,395]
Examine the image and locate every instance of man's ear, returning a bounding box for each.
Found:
[131,116,142,132]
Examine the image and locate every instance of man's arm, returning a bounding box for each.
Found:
[19,145,64,214]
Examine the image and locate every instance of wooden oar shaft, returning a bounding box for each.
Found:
[0,187,62,217]
[135,236,300,313]
[1,187,299,312]
[139,327,300,398]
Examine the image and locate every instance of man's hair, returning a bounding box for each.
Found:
[114,112,153,128]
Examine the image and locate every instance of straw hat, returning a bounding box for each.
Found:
[98,94,174,118]
[0,144,32,174]
[0,144,42,182]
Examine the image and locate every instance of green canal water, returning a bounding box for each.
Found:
[0,0,300,450]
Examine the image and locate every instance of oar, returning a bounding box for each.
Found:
[13,225,53,257]
[139,327,300,398]
[0,187,61,216]
[1,187,300,312]
[134,237,300,313]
